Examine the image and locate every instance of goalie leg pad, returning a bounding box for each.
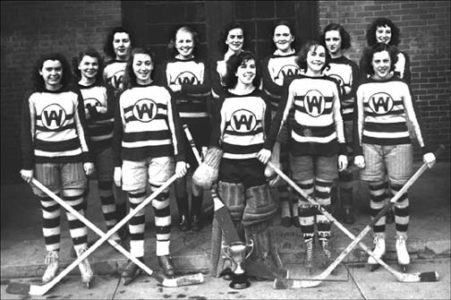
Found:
[218,181,245,223]
[242,184,278,227]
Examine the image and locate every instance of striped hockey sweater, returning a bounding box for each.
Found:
[77,83,115,152]
[265,75,346,156]
[210,89,271,160]
[323,56,360,121]
[261,53,301,112]
[355,76,428,155]
[159,57,211,120]
[103,60,127,96]
[112,82,185,166]
[21,87,91,169]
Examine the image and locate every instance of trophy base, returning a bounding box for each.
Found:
[229,273,251,289]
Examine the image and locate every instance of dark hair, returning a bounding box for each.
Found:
[217,22,249,55]
[295,40,331,73]
[32,53,72,91]
[123,47,155,89]
[321,23,352,50]
[366,18,400,46]
[103,27,133,60]
[224,51,261,88]
[360,43,398,76]
[72,48,104,85]
[168,25,200,58]
[270,20,299,52]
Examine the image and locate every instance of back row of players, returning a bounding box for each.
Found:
[20,18,436,287]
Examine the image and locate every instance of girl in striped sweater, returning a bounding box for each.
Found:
[355,43,435,272]
[20,53,94,286]
[113,47,188,280]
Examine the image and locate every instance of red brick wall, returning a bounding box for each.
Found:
[1,1,122,183]
[318,0,451,160]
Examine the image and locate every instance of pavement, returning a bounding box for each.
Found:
[0,162,450,299]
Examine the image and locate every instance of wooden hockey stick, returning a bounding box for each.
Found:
[6,174,203,296]
[269,145,444,289]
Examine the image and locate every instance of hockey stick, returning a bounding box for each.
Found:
[6,174,203,296]
[269,145,444,289]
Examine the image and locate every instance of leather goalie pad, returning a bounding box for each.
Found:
[242,184,278,227]
[218,181,245,222]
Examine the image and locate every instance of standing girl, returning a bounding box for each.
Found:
[261,20,301,228]
[159,25,211,232]
[73,48,123,243]
[265,41,348,272]
[355,43,435,272]
[20,53,94,286]
[113,48,188,280]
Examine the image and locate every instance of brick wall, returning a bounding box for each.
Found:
[1,1,122,183]
[318,0,451,160]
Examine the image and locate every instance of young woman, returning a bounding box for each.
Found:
[211,22,249,99]
[112,48,188,279]
[209,51,280,278]
[321,23,360,224]
[261,20,301,228]
[265,41,348,271]
[73,48,124,242]
[102,26,132,228]
[355,43,435,272]
[20,53,94,286]
[159,25,211,232]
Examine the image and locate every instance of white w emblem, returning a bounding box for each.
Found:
[230,109,257,133]
[369,92,394,114]
[42,104,66,129]
[304,89,325,117]
[133,99,158,122]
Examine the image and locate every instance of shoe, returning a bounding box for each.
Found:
[342,207,355,225]
[281,216,292,227]
[368,233,385,271]
[178,214,190,232]
[158,255,175,277]
[42,250,59,283]
[396,235,410,272]
[121,259,143,285]
[191,214,202,232]
[75,246,94,288]
[386,208,395,224]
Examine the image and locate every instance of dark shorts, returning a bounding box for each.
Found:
[219,158,266,188]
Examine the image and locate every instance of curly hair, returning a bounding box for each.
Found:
[366,18,400,46]
[168,25,200,58]
[217,22,249,55]
[123,47,155,89]
[321,23,352,50]
[32,53,72,91]
[295,40,331,73]
[72,48,104,85]
[224,51,261,88]
[103,27,133,60]
[270,20,299,52]
[360,43,399,76]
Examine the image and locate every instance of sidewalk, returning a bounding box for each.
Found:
[1,163,450,280]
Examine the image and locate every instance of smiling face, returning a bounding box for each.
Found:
[113,32,131,61]
[306,45,326,75]
[175,29,194,59]
[324,30,342,56]
[235,58,256,86]
[371,50,391,79]
[132,53,153,85]
[375,25,392,44]
[78,55,98,81]
[273,24,294,53]
[39,59,63,90]
[225,28,244,53]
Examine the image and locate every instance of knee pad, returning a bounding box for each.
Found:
[218,181,245,222]
[242,184,277,227]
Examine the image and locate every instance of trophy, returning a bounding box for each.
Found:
[221,240,254,289]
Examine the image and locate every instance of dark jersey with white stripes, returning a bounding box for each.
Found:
[21,87,91,169]
[103,60,127,97]
[323,56,360,121]
[265,74,347,156]
[77,83,115,153]
[112,82,185,166]
[260,53,301,113]
[210,89,271,160]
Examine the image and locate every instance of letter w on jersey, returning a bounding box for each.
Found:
[132,99,158,122]
[42,104,67,129]
[304,89,325,117]
[369,92,394,114]
[231,109,257,133]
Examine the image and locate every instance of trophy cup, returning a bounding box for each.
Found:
[222,240,254,289]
